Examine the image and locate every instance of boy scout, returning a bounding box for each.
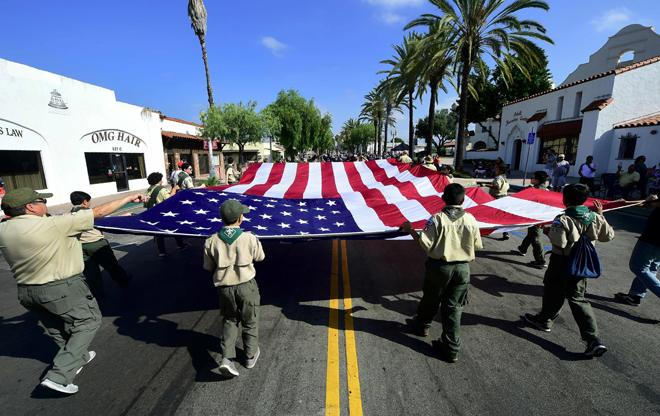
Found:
[401,183,483,362]
[226,157,240,185]
[203,199,265,377]
[70,191,133,298]
[0,188,143,394]
[144,172,190,258]
[480,164,510,239]
[517,171,550,268]
[176,163,206,192]
[524,184,614,357]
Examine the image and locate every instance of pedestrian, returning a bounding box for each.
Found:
[634,156,648,199]
[399,151,412,164]
[543,149,556,177]
[648,163,660,196]
[551,154,570,192]
[226,157,241,184]
[578,156,598,196]
[169,160,184,187]
[607,164,639,200]
[480,164,511,240]
[524,184,614,357]
[0,188,144,394]
[615,195,660,306]
[516,171,550,268]
[422,155,437,171]
[144,172,191,259]
[401,183,483,362]
[203,199,265,377]
[70,191,133,298]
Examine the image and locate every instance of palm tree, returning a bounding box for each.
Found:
[188,0,214,108]
[359,89,385,154]
[406,0,553,171]
[376,78,406,156]
[340,118,361,152]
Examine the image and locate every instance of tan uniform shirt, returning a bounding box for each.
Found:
[146,184,171,206]
[548,213,614,256]
[180,175,194,190]
[203,230,265,287]
[0,210,95,285]
[226,166,238,184]
[423,163,437,171]
[419,208,483,262]
[399,155,412,164]
[72,206,105,244]
[490,175,509,198]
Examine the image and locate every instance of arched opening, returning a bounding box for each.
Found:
[618,50,634,67]
[474,141,487,151]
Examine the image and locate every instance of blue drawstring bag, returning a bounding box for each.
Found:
[564,232,602,279]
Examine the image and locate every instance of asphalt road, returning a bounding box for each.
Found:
[1,208,659,416]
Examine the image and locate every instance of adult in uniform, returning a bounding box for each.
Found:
[399,151,412,164]
[0,188,144,394]
[70,191,133,298]
[422,155,437,171]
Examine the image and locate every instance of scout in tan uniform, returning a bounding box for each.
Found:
[524,184,614,357]
[204,199,265,377]
[226,157,240,185]
[402,183,483,362]
[70,191,133,298]
[480,164,510,239]
[0,188,144,394]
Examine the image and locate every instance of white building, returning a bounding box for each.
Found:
[465,24,660,177]
[468,116,500,151]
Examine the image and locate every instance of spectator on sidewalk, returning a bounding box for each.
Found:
[543,149,556,177]
[517,171,550,268]
[70,191,133,298]
[616,195,660,306]
[608,164,639,200]
[399,151,412,164]
[635,156,648,199]
[422,156,437,171]
[551,154,570,192]
[646,163,660,196]
[169,161,184,187]
[578,156,598,196]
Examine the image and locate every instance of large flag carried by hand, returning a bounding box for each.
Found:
[94,160,634,241]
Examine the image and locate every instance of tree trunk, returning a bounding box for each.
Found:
[408,90,414,157]
[198,35,214,108]
[456,48,471,172]
[384,101,391,157]
[427,77,438,156]
[373,120,378,155]
[377,115,383,155]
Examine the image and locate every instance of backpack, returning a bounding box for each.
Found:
[144,185,164,209]
[564,230,602,279]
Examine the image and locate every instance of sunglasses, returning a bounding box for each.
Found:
[30,199,47,205]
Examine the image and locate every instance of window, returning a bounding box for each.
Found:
[0,150,47,191]
[573,92,582,118]
[617,133,637,159]
[85,153,145,184]
[537,136,580,165]
[124,153,146,180]
[198,153,209,175]
[556,96,564,120]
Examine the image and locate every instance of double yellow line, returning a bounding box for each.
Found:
[326,240,363,416]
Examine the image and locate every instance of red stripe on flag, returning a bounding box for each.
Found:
[284,163,310,199]
[466,187,496,205]
[465,205,538,227]
[247,163,286,196]
[321,162,340,198]
[237,162,260,185]
[407,165,450,193]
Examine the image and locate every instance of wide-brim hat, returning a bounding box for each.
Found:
[424,156,434,163]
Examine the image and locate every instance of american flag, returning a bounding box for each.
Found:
[94,160,635,241]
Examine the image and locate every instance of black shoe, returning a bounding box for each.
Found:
[516,246,526,256]
[529,260,548,268]
[585,338,607,357]
[177,243,192,252]
[615,292,641,306]
[523,313,551,332]
[503,233,510,240]
[435,339,458,363]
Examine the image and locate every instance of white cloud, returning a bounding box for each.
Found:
[591,8,632,32]
[379,12,403,25]
[364,0,422,7]
[261,36,288,57]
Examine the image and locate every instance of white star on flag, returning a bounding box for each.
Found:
[218,193,228,196]
[327,201,336,206]
[281,211,292,216]
[268,200,278,203]
[194,209,209,215]
[162,212,178,217]
[278,222,291,228]
[331,211,340,214]
[193,192,205,195]
[178,220,195,225]
[207,198,219,203]
[298,202,307,206]
[180,200,194,205]
[248,206,257,210]
[265,204,275,208]
[209,218,223,222]
[194,227,211,230]
[320,228,330,232]
[140,220,159,226]
[283,204,292,207]
[334,222,345,227]
[314,207,324,211]
[253,199,262,202]
[299,231,310,235]
[163,229,179,234]
[299,208,308,212]
[315,215,326,220]
[256,225,268,230]
[243,217,251,222]
[296,219,308,224]
[260,214,272,219]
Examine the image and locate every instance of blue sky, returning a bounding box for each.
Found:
[1,0,658,144]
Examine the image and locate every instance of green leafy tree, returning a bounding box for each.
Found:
[415,108,457,154]
[339,118,361,153]
[406,0,553,171]
[349,124,376,152]
[260,105,282,161]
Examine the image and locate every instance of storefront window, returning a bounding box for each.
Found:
[85,153,146,185]
[125,153,146,180]
[537,136,579,165]
[198,153,209,175]
[85,153,115,184]
[0,150,47,191]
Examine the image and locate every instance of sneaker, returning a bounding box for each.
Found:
[523,313,551,332]
[411,315,429,337]
[529,260,548,268]
[436,340,458,363]
[616,292,641,306]
[40,379,78,394]
[503,233,510,240]
[76,351,96,375]
[219,358,239,377]
[246,347,260,369]
[158,253,167,260]
[585,338,608,357]
[516,246,526,256]
[177,243,192,252]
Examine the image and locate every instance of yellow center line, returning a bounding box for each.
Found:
[326,240,340,416]
[341,240,363,416]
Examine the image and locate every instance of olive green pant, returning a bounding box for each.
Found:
[537,254,599,342]
[217,278,260,360]
[17,274,102,385]
[82,239,130,298]
[520,225,545,263]
[416,259,470,355]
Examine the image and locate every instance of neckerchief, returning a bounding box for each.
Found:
[564,205,594,226]
[441,205,465,222]
[218,227,243,245]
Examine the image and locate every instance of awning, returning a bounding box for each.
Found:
[392,142,409,151]
[527,112,547,123]
[537,119,583,138]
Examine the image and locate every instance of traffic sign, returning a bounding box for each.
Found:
[527,132,536,145]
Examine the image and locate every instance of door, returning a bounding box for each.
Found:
[514,140,523,170]
[111,154,129,192]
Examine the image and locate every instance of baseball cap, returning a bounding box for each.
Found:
[558,154,565,158]
[178,161,184,168]
[1,188,53,209]
[220,199,250,223]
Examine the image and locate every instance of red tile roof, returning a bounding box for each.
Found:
[581,98,613,113]
[504,55,660,107]
[537,119,583,138]
[614,113,660,129]
[443,141,456,147]
[160,116,202,127]
[162,131,203,140]
[527,112,547,123]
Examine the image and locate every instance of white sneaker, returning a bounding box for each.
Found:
[219,358,239,377]
[76,351,96,375]
[246,347,260,369]
[41,379,79,394]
